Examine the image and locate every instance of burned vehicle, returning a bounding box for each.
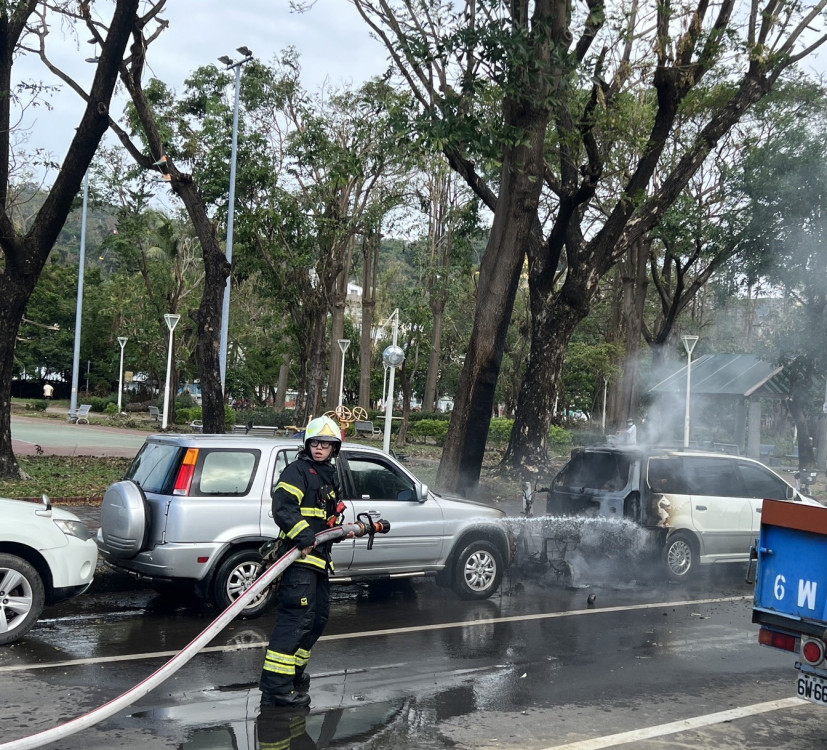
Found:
[546,446,820,580]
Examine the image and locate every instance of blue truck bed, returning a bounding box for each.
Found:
[753,498,827,632]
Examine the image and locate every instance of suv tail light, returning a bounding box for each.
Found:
[802,638,826,666]
[173,448,199,496]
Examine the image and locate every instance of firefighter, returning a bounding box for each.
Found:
[259,415,350,708]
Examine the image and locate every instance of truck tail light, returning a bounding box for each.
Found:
[802,638,825,666]
[759,627,797,653]
[173,448,199,496]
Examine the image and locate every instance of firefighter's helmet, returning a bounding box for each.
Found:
[304,415,342,456]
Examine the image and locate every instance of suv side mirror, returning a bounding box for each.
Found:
[419,484,429,503]
[786,485,795,501]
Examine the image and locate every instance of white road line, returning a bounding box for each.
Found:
[0,595,747,674]
[544,697,807,749]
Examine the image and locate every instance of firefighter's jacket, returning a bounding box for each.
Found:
[271,450,342,573]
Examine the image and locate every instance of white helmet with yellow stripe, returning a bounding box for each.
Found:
[304,415,342,456]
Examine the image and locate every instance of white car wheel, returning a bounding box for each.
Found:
[0,554,46,645]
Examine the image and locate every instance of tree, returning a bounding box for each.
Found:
[0,0,139,478]
[353,0,827,493]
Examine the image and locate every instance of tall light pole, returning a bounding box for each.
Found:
[162,314,181,430]
[69,171,89,422]
[217,46,253,394]
[337,339,350,407]
[682,334,699,447]
[381,309,405,454]
[117,337,128,413]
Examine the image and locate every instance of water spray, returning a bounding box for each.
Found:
[0,517,391,750]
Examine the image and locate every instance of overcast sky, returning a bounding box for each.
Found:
[15,1,389,176]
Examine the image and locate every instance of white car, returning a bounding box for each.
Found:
[0,496,98,645]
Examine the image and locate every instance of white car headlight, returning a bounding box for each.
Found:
[53,518,95,542]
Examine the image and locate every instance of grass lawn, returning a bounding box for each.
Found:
[0,456,132,502]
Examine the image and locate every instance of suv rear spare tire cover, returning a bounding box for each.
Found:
[100,480,150,559]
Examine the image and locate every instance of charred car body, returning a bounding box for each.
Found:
[546,446,820,580]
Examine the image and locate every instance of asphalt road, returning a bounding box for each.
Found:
[10,413,148,457]
[1,566,823,750]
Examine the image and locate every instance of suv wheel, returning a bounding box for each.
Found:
[452,540,503,600]
[663,531,698,581]
[210,549,275,618]
[0,553,46,645]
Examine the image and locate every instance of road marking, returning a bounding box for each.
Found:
[0,595,747,673]
[544,696,807,749]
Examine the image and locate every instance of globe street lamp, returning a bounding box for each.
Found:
[162,314,181,430]
[381,309,404,454]
[682,334,699,447]
[337,339,350,407]
[69,171,89,423]
[117,337,128,413]
[218,47,253,394]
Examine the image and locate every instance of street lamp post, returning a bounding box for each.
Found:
[69,171,89,423]
[337,339,350,407]
[162,314,181,430]
[218,46,253,394]
[117,337,128,413]
[381,309,404,454]
[682,334,699,448]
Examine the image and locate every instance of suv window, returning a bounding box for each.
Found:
[197,451,258,495]
[555,451,632,491]
[126,442,183,494]
[345,457,417,501]
[683,457,745,497]
[738,461,790,500]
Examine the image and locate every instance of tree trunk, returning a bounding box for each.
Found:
[359,227,379,409]
[616,237,649,424]
[275,356,289,410]
[436,135,548,494]
[0,0,139,478]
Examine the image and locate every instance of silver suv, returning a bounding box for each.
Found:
[96,435,513,614]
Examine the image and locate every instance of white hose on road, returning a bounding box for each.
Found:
[1,520,385,750]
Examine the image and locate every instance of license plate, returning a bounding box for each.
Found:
[796,672,827,705]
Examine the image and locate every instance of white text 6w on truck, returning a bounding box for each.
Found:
[753,498,827,706]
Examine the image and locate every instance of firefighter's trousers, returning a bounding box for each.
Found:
[260,563,330,696]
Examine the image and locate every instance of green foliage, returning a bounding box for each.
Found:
[89,396,115,413]
[104,402,119,414]
[25,400,49,412]
[174,407,202,424]
[549,424,573,450]
[487,418,513,445]
[408,418,450,445]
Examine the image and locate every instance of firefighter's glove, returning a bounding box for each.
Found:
[259,538,283,563]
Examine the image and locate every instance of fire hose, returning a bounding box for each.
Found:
[1,515,391,750]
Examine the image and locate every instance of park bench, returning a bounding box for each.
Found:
[760,444,776,464]
[713,442,740,455]
[148,405,161,423]
[232,424,280,437]
[74,404,91,425]
[190,419,203,433]
[354,420,379,438]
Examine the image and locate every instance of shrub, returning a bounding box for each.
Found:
[487,418,514,445]
[104,402,119,414]
[89,396,115,413]
[26,400,49,411]
[408,419,450,445]
[549,424,573,451]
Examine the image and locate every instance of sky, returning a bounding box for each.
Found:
[14,1,390,178]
